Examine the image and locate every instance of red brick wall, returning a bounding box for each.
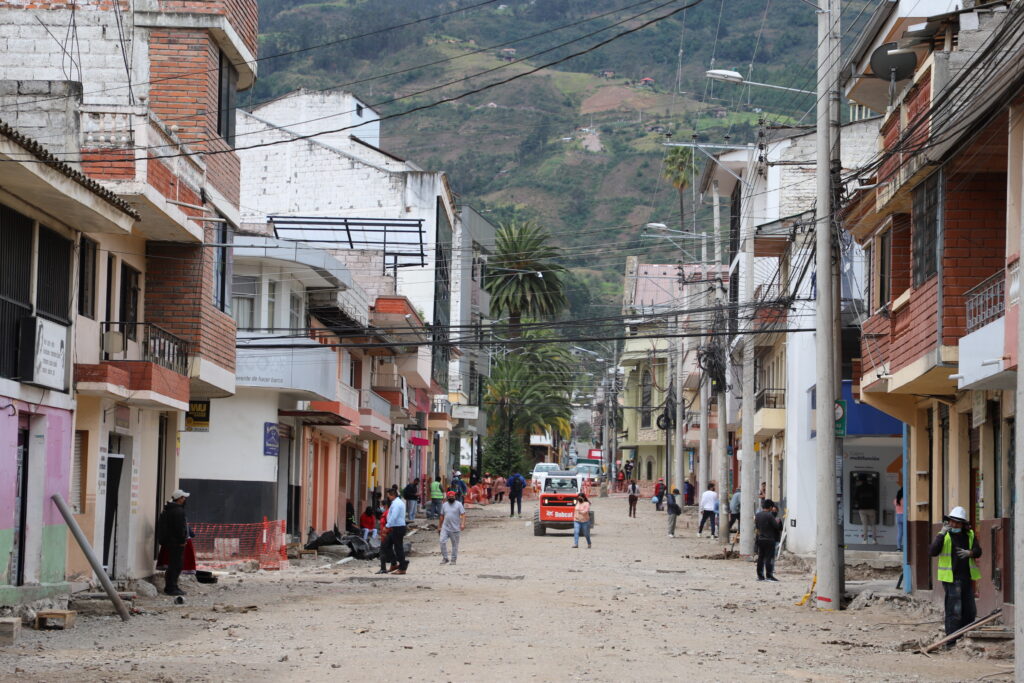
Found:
[145,226,236,374]
[889,214,912,298]
[941,173,1006,344]
[157,0,258,54]
[890,278,939,373]
[905,69,932,150]
[81,149,135,180]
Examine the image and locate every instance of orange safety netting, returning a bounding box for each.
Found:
[190,518,289,571]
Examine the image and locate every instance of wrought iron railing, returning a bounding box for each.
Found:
[100,322,189,375]
[965,270,1005,334]
[755,388,785,411]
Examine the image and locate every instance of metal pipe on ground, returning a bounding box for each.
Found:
[51,493,131,622]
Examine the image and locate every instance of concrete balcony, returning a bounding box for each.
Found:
[398,346,433,389]
[958,270,1014,390]
[310,379,361,427]
[428,397,453,430]
[80,106,206,242]
[753,388,786,439]
[359,389,392,441]
[235,332,336,400]
[74,322,190,410]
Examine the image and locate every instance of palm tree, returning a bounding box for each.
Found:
[662,146,695,259]
[484,220,567,339]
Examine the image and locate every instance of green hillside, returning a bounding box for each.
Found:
[249,0,824,314]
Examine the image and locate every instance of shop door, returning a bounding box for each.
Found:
[11,423,29,586]
[102,455,124,574]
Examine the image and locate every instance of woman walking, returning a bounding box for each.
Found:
[572,493,592,549]
[627,480,640,517]
[494,474,507,503]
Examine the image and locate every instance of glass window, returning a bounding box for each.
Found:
[640,369,653,428]
[217,51,237,146]
[266,280,278,331]
[912,172,940,287]
[878,230,891,307]
[290,291,304,331]
[213,220,231,312]
[232,275,257,331]
[78,237,98,319]
[119,263,140,340]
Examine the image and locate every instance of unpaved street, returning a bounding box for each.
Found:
[0,497,1013,682]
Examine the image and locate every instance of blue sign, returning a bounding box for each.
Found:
[263,422,280,457]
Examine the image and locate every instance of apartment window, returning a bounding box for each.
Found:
[0,204,33,379]
[266,280,278,331]
[232,275,257,331]
[877,229,891,308]
[289,291,304,330]
[213,220,231,312]
[912,172,940,287]
[217,51,238,146]
[864,244,872,312]
[79,237,97,318]
[36,226,72,323]
[640,369,653,428]
[119,263,140,340]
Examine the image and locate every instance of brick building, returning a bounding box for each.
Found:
[0,0,256,583]
[841,0,1024,616]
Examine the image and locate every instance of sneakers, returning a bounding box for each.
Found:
[766,576,780,582]
[757,577,765,582]
[586,545,591,549]
[450,559,456,565]
[440,558,449,565]
[164,588,186,596]
[668,534,675,538]
[572,545,579,549]
[697,532,703,538]
[711,534,718,539]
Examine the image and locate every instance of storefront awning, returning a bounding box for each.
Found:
[278,410,352,426]
[409,436,430,446]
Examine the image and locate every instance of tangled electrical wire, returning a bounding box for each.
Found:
[697,340,728,395]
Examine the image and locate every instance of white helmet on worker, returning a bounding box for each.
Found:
[946,506,968,523]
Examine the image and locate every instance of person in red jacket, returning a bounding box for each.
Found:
[653,478,666,511]
[359,506,377,540]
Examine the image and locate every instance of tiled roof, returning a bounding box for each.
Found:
[0,118,140,219]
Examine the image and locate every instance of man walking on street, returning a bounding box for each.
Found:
[626,479,640,517]
[439,490,465,565]
[382,488,410,574]
[427,477,444,519]
[729,486,741,534]
[930,506,982,640]
[508,471,526,518]
[157,489,190,596]
[698,482,718,538]
[402,478,420,523]
[755,499,782,581]
[666,488,681,537]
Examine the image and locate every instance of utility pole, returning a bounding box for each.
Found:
[1016,141,1024,679]
[814,0,842,610]
[739,206,756,557]
[717,282,730,547]
[674,314,685,498]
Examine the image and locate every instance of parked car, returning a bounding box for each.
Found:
[531,462,561,491]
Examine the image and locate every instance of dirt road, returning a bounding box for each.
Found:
[0,497,1012,682]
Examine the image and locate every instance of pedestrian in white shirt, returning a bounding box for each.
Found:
[382,489,409,574]
[698,483,719,538]
[438,491,465,565]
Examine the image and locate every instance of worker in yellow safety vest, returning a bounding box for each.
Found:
[928,506,982,639]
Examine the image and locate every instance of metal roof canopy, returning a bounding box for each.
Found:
[270,216,427,272]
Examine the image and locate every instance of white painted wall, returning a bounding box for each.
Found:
[178,389,279,483]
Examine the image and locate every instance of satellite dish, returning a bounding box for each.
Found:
[869,42,917,83]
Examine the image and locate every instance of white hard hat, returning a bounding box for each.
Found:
[947,506,968,523]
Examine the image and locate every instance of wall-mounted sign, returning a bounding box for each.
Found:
[185,400,210,432]
[264,422,280,457]
[452,405,479,420]
[834,399,847,438]
[18,316,68,391]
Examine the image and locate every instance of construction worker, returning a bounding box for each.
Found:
[929,506,982,639]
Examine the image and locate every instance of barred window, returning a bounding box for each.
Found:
[912,173,940,287]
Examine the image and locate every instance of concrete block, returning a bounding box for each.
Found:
[0,617,20,646]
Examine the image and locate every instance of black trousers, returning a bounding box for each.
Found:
[628,495,638,517]
[729,513,740,533]
[381,526,408,570]
[756,538,777,579]
[164,544,184,592]
[943,579,977,636]
[698,510,717,535]
[495,491,504,502]
[510,493,523,516]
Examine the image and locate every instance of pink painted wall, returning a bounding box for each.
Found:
[0,400,72,529]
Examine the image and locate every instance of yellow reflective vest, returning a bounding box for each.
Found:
[936,529,981,583]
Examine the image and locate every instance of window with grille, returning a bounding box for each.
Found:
[79,237,97,318]
[912,173,940,286]
[217,51,237,146]
[640,369,653,428]
[232,275,257,330]
[0,205,33,379]
[119,263,140,340]
[37,226,72,324]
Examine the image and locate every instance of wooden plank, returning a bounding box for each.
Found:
[34,610,76,630]
[920,609,1002,654]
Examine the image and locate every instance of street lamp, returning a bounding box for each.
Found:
[705,69,814,95]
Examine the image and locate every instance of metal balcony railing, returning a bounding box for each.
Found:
[965,270,1005,334]
[371,368,404,390]
[101,322,189,375]
[684,410,701,426]
[755,388,785,411]
[432,398,452,414]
